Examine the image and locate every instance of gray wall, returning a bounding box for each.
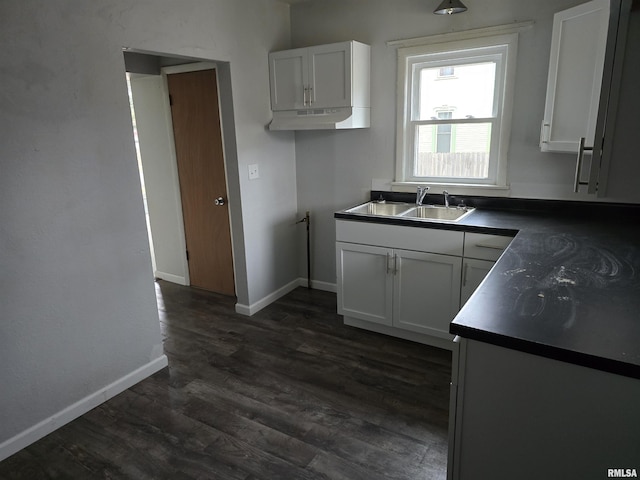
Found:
[290,0,640,286]
[0,0,296,454]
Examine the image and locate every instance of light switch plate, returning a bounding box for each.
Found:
[248,163,259,180]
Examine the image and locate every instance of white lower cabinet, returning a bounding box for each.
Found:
[460,232,514,307]
[336,220,465,346]
[460,258,495,307]
[336,242,393,326]
[336,220,514,347]
[394,250,462,338]
[337,241,461,341]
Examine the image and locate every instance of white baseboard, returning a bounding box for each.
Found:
[0,355,168,462]
[235,278,337,316]
[154,271,187,285]
[235,278,300,316]
[298,277,337,293]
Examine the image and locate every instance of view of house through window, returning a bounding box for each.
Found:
[397,34,516,187]
[414,61,496,179]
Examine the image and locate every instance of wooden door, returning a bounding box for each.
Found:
[167,69,235,295]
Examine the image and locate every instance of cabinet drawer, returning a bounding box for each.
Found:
[463,232,513,261]
[336,220,464,256]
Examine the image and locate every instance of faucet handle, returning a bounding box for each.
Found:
[416,185,430,205]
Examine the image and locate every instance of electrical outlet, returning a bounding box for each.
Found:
[248,163,259,180]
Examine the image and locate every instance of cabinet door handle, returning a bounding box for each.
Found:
[386,252,391,274]
[308,85,313,105]
[540,121,550,145]
[462,262,469,287]
[574,137,592,193]
[394,254,398,275]
[474,242,505,250]
[303,86,308,106]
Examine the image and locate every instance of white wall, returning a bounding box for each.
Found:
[130,74,189,285]
[290,0,640,286]
[0,0,297,458]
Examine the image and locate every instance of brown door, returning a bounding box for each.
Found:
[167,69,235,296]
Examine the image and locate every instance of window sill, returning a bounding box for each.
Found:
[391,181,511,197]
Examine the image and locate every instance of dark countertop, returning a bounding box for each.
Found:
[335,192,640,379]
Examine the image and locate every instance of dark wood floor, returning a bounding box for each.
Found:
[0,281,452,479]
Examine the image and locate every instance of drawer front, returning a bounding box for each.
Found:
[463,232,513,261]
[336,220,464,256]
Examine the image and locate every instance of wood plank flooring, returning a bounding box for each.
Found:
[0,281,452,479]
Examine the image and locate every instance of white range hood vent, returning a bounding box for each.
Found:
[268,106,370,131]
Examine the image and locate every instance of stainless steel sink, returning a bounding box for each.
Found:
[399,205,475,222]
[345,202,413,216]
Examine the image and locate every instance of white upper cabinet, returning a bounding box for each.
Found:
[268,47,307,111]
[540,0,610,154]
[269,41,370,111]
[541,0,632,196]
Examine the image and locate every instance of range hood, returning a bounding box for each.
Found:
[268,106,370,131]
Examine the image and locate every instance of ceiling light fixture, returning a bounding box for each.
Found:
[434,0,468,15]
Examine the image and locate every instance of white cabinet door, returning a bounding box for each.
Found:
[540,0,610,153]
[460,258,495,307]
[393,249,462,339]
[269,48,308,111]
[269,41,370,113]
[308,43,351,108]
[336,242,393,326]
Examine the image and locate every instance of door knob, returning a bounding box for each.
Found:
[214,196,226,206]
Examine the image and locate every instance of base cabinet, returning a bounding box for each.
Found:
[336,242,393,326]
[336,242,461,339]
[448,339,640,480]
[460,258,494,307]
[394,250,461,338]
[336,220,513,347]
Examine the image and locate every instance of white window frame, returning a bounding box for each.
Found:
[394,31,520,191]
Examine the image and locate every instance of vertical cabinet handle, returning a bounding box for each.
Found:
[540,121,550,146]
[386,252,399,275]
[462,262,469,287]
[574,137,592,193]
[302,85,314,106]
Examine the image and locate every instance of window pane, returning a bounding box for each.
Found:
[436,111,452,153]
[417,62,496,120]
[415,123,492,178]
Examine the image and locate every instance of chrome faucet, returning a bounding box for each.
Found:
[443,190,450,208]
[416,186,429,205]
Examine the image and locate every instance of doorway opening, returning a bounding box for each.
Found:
[123,50,239,297]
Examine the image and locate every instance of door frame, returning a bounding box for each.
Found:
[160,61,237,294]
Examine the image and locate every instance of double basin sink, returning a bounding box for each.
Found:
[345,201,475,222]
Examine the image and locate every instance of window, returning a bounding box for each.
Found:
[396,33,518,187]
